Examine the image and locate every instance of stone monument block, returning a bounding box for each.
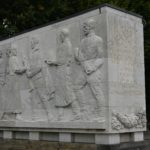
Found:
[0,4,146,145]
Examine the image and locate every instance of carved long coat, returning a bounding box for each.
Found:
[54,39,76,107]
[28,49,54,105]
[77,32,105,107]
[5,55,22,113]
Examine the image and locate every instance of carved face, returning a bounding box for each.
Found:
[59,28,69,43]
[10,45,17,56]
[82,19,95,36]
[82,23,91,36]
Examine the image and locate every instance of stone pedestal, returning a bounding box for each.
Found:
[95,134,120,145]
[29,132,40,140]
[3,131,12,139]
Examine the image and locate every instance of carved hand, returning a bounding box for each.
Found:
[84,64,95,75]
[15,68,26,74]
[85,68,94,75]
[26,67,41,78]
[45,60,58,66]
[84,59,103,75]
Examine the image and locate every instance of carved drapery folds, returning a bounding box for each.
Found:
[46,28,81,121]
[1,44,27,120]
[26,36,55,121]
[0,18,105,122]
[75,19,105,120]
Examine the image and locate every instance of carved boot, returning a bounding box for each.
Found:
[47,111,55,121]
[93,107,105,122]
[71,101,81,121]
[81,108,90,121]
[57,108,64,121]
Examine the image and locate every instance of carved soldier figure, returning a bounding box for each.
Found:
[26,36,54,121]
[75,19,105,119]
[46,28,80,121]
[4,44,26,120]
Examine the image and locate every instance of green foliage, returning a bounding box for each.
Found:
[0,0,150,121]
[0,0,149,39]
[1,1,149,53]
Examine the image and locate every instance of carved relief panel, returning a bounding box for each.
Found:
[0,17,107,123]
[0,7,145,133]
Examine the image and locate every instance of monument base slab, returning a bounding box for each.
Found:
[0,139,149,150]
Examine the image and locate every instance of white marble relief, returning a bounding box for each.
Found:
[0,23,106,122]
[46,28,81,121]
[75,19,105,121]
[0,6,145,133]
[26,36,54,121]
[2,44,26,120]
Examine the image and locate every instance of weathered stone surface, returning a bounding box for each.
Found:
[0,4,146,144]
[100,6,146,133]
[0,8,107,128]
